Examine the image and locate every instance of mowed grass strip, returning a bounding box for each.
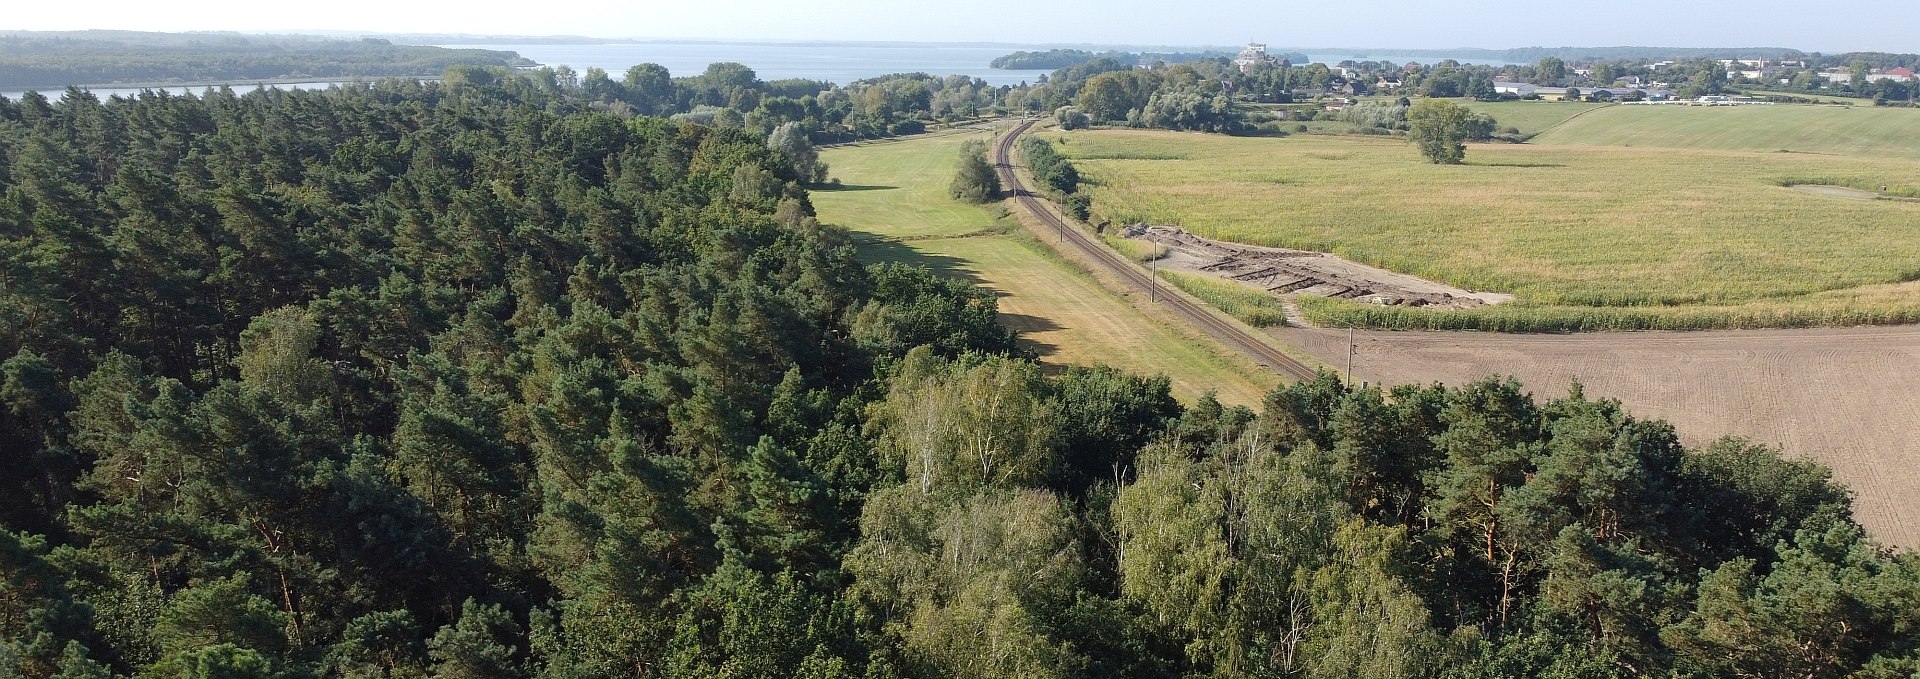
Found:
[815,129,1278,405]
[813,132,1009,240]
[1059,124,1920,330]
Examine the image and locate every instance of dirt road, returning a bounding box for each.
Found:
[1273,324,1920,548]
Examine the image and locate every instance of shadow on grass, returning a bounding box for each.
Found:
[998,313,1065,361]
[1471,161,1567,168]
[853,236,990,288]
[853,236,1076,361]
[816,184,899,192]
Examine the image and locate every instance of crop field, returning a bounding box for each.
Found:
[1159,270,1292,327]
[813,129,1279,405]
[1057,122,1920,330]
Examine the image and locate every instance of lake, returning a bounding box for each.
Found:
[444,43,1520,86]
[438,42,1054,87]
[1,43,1519,100]
[1305,53,1522,67]
[2,81,351,101]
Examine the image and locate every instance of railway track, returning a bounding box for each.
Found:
[993,121,1319,382]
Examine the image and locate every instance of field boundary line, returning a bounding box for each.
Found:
[1529,102,1620,139]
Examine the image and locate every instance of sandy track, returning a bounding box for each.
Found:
[1272,324,1920,548]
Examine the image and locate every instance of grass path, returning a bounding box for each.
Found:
[814,129,1278,405]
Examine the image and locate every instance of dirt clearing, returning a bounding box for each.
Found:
[1272,324,1920,548]
[1125,225,1513,310]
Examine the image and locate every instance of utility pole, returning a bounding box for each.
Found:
[1346,325,1355,384]
[1150,243,1159,302]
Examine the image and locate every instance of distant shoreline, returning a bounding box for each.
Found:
[3,75,443,95]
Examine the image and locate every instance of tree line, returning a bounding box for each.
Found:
[3,69,1918,678]
[451,62,1009,143]
[989,48,1271,71]
[0,31,529,89]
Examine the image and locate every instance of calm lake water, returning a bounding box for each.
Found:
[1305,53,1522,67]
[2,81,349,101]
[446,43,1520,87]
[1,44,1519,100]
[439,42,1054,87]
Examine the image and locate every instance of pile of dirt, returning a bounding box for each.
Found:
[1125,225,1513,311]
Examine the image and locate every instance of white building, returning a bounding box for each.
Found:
[1235,43,1279,72]
[1812,67,1912,84]
[1874,67,1916,83]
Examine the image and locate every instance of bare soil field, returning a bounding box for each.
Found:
[1127,225,1513,310]
[1271,324,1920,548]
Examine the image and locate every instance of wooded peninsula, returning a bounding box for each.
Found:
[0,30,530,89]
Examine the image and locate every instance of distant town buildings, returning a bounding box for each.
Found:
[1494,82,1677,101]
[1818,67,1915,84]
[1234,43,1281,73]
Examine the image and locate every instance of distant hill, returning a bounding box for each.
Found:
[0,30,532,90]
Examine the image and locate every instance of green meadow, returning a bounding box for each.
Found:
[813,129,1281,404]
[1056,112,1920,330]
[1462,100,1613,135]
[1529,104,1920,157]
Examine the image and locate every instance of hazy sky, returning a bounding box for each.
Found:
[4,0,1910,52]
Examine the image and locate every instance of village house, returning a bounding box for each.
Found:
[1497,84,1673,101]
[1494,82,1538,96]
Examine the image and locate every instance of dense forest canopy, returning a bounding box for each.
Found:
[0,30,531,89]
[2,70,1919,678]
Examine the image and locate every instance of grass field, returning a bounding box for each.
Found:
[813,129,1280,405]
[1528,104,1920,157]
[1061,123,1920,330]
[1462,100,1614,135]
[1740,89,1877,105]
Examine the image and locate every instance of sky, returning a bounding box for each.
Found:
[3,0,1910,53]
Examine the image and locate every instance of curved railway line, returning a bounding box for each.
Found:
[993,121,1319,381]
